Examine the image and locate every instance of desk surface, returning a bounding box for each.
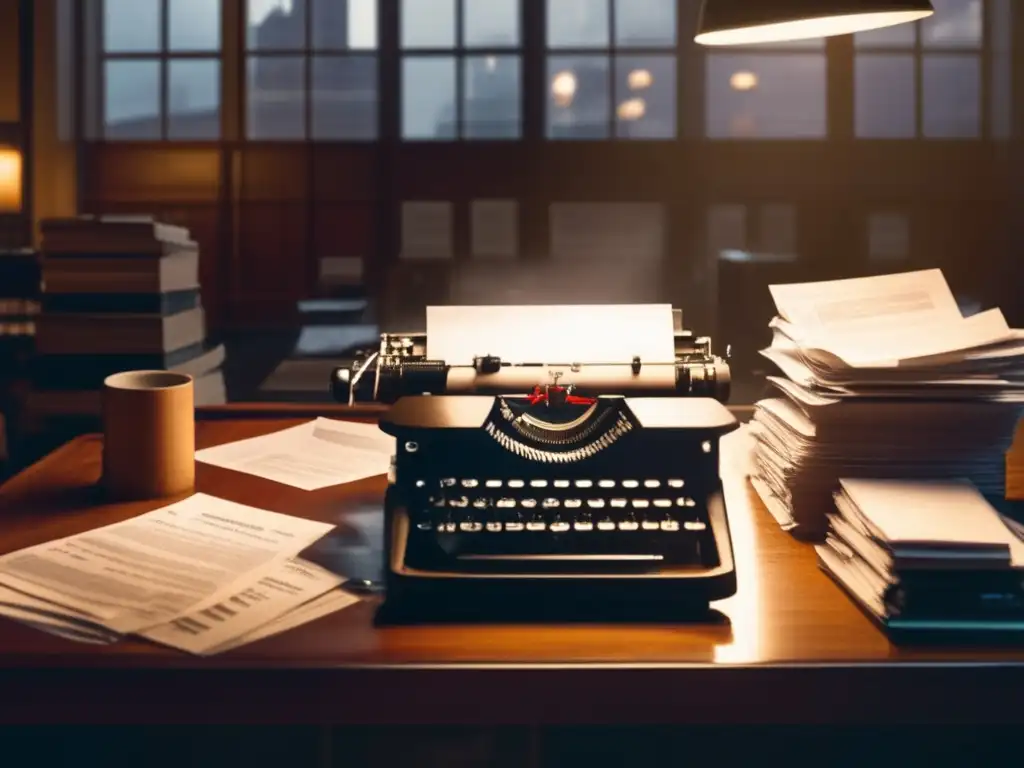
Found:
[0,411,1023,725]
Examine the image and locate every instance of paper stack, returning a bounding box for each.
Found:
[817,478,1024,636]
[749,269,1024,537]
[0,494,360,653]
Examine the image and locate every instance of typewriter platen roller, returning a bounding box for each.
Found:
[378,394,739,612]
[332,307,730,406]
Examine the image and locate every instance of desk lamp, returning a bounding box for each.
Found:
[695,0,934,45]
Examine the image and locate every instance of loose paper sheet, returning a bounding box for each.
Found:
[0,494,334,634]
[195,418,394,491]
[426,304,677,366]
[210,588,361,654]
[142,558,343,655]
[769,269,962,335]
[0,584,120,644]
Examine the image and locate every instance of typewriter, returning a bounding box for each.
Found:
[331,305,738,613]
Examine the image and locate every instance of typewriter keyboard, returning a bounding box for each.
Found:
[407,476,714,568]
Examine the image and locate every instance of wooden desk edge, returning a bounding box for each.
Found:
[1,664,1024,725]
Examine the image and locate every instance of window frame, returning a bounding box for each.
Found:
[853,3,989,139]
[97,0,223,141]
[399,0,524,141]
[543,0,680,140]
[243,0,381,142]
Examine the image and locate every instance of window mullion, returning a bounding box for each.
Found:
[160,0,169,140]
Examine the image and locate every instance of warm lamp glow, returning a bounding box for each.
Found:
[627,69,653,90]
[551,70,578,107]
[617,98,646,121]
[730,71,758,91]
[0,148,22,213]
[695,10,933,46]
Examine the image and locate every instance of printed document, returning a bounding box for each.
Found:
[195,418,394,491]
[426,304,677,366]
[769,269,962,336]
[0,494,334,634]
[142,557,344,655]
[209,588,361,654]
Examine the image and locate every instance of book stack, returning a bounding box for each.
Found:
[0,248,41,462]
[749,269,1024,539]
[26,216,226,420]
[818,478,1024,637]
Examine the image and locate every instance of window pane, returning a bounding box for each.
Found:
[311,56,378,140]
[547,0,609,49]
[464,0,520,47]
[169,0,221,51]
[402,56,457,139]
[168,59,221,139]
[247,0,305,50]
[401,202,453,259]
[463,56,521,139]
[758,205,796,257]
[855,54,915,138]
[614,0,675,47]
[922,54,980,137]
[854,20,916,47]
[705,54,826,139]
[314,0,378,49]
[922,0,982,48]
[401,0,456,48]
[104,0,160,53]
[471,200,518,259]
[868,213,910,263]
[614,55,675,138]
[104,60,161,139]
[247,56,306,139]
[547,55,610,139]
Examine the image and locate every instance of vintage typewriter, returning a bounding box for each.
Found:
[330,306,738,614]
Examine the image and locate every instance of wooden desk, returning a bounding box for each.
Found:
[0,409,1022,726]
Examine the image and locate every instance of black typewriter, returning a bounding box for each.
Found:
[376,392,739,612]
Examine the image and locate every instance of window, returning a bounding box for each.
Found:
[855,0,984,138]
[705,37,826,139]
[246,0,379,140]
[101,0,222,139]
[401,0,522,140]
[546,0,677,139]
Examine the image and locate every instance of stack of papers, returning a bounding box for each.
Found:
[0,494,360,653]
[817,478,1024,636]
[750,270,1024,536]
[196,417,395,490]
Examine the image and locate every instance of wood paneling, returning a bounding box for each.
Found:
[313,203,374,260]
[230,201,308,326]
[82,146,221,203]
[0,1,19,123]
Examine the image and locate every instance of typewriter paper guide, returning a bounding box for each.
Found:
[426,304,677,366]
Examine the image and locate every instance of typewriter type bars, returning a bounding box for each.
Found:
[387,396,728,571]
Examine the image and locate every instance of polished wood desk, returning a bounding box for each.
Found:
[0,408,1022,726]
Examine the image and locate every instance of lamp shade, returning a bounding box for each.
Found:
[695,0,934,46]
